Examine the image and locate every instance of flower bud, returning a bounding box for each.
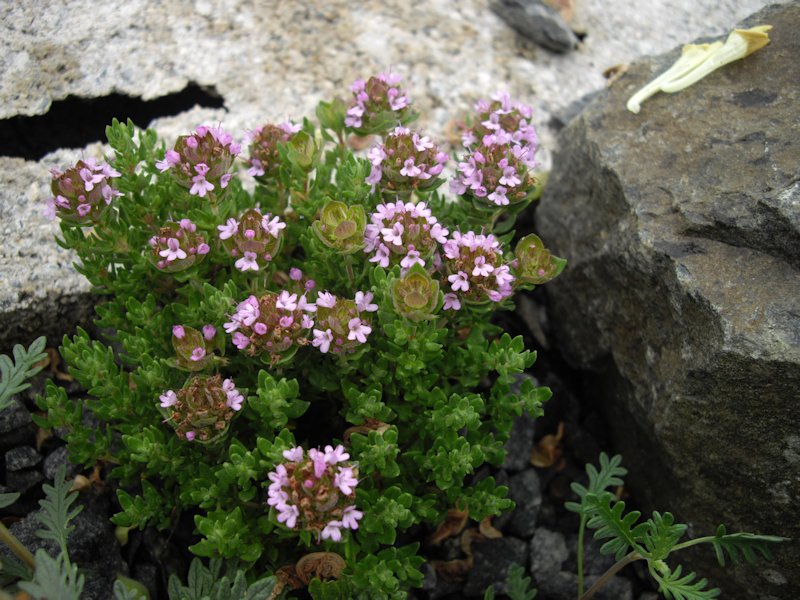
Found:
[158,375,245,443]
[514,234,566,285]
[171,325,218,371]
[344,72,416,136]
[246,121,301,180]
[267,444,363,541]
[312,201,366,254]
[390,264,440,322]
[218,209,285,272]
[45,158,121,224]
[148,219,210,273]
[157,125,240,201]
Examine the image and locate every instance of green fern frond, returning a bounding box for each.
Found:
[654,564,720,600]
[641,511,687,561]
[18,549,84,600]
[565,453,626,516]
[0,492,20,510]
[585,492,649,560]
[35,464,83,556]
[710,525,788,567]
[505,563,538,600]
[0,336,47,411]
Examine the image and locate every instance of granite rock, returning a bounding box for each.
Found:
[536,4,800,598]
[490,0,579,53]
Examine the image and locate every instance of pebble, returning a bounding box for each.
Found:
[5,445,42,471]
[505,469,543,538]
[463,536,529,597]
[489,0,580,53]
[529,526,569,581]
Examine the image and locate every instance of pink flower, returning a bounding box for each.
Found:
[443,293,461,311]
[400,158,422,178]
[232,332,250,349]
[185,431,196,441]
[347,318,371,344]
[321,520,343,542]
[341,506,363,530]
[235,251,259,272]
[218,218,239,239]
[262,215,286,237]
[159,238,187,262]
[368,146,386,166]
[190,347,206,361]
[196,243,210,255]
[309,449,327,478]
[334,467,358,495]
[324,444,350,465]
[156,150,180,172]
[277,504,299,528]
[289,267,303,281]
[448,271,470,292]
[488,185,510,206]
[283,446,304,462]
[312,328,334,353]
[499,166,521,187]
[253,322,268,335]
[472,255,494,277]
[173,325,186,339]
[400,248,424,269]
[223,378,244,411]
[316,292,336,308]
[202,325,216,340]
[190,175,214,197]
[159,390,177,408]
[355,291,378,313]
[276,291,298,311]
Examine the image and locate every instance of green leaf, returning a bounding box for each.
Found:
[113,576,151,599]
[18,549,84,600]
[585,492,648,560]
[0,492,20,509]
[640,512,687,561]
[505,563,538,600]
[565,453,626,517]
[36,464,84,556]
[0,335,47,411]
[709,525,788,567]
[653,564,720,600]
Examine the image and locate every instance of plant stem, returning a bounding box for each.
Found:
[577,514,587,597]
[670,535,716,552]
[579,551,643,600]
[0,522,36,570]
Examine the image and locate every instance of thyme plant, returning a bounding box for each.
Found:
[35,76,564,597]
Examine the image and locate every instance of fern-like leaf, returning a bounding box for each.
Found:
[505,563,538,600]
[113,575,151,599]
[641,511,687,561]
[167,557,276,600]
[585,492,649,560]
[18,549,84,600]
[710,525,788,567]
[0,492,20,509]
[0,336,47,411]
[35,464,83,556]
[654,564,720,600]
[565,453,626,516]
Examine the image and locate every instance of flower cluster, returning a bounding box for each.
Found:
[172,324,219,371]
[218,208,286,272]
[461,91,538,162]
[441,231,515,308]
[345,73,413,134]
[158,374,245,442]
[156,125,240,199]
[364,200,448,270]
[365,127,448,194]
[224,291,316,363]
[148,219,210,272]
[246,121,302,179]
[44,158,121,223]
[312,291,377,355]
[450,141,536,207]
[267,445,363,542]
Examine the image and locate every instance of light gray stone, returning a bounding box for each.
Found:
[5,445,42,471]
[490,0,579,53]
[529,526,568,581]
[505,469,542,538]
[536,4,800,599]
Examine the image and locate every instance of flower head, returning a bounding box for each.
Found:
[46,158,121,224]
[246,121,300,179]
[149,219,210,273]
[218,209,285,272]
[345,72,415,135]
[364,200,448,269]
[440,231,515,305]
[157,375,245,442]
[364,128,447,195]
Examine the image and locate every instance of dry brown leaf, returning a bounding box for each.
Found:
[295,551,346,585]
[479,516,503,539]
[530,421,565,468]
[603,63,630,86]
[276,564,305,590]
[428,507,469,545]
[460,527,485,557]
[45,347,73,382]
[69,474,91,493]
[35,427,53,451]
[430,557,473,582]
[343,418,391,443]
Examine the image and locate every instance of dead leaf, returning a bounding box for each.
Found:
[295,551,346,585]
[276,564,305,590]
[428,507,469,545]
[460,527,486,556]
[530,421,565,468]
[70,474,91,493]
[603,63,629,87]
[45,347,73,382]
[479,516,503,539]
[343,418,391,443]
[430,557,473,582]
[35,427,53,451]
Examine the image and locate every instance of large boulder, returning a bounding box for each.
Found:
[537,3,799,598]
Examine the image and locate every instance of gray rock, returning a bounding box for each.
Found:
[536,4,800,599]
[502,410,538,472]
[463,536,529,597]
[5,445,42,471]
[505,469,542,538]
[529,527,568,581]
[0,398,35,450]
[563,533,616,576]
[5,469,44,495]
[43,444,79,480]
[490,0,579,53]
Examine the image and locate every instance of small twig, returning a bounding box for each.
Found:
[0,522,36,570]
[580,551,643,600]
